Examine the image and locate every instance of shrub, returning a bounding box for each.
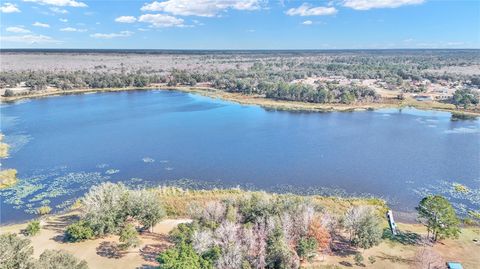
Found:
[345,206,382,250]
[354,253,364,266]
[65,221,94,242]
[25,220,41,236]
[119,224,141,250]
[36,206,52,216]
[0,233,34,269]
[157,242,212,269]
[36,250,88,269]
[296,236,318,261]
[169,222,198,245]
[3,89,15,97]
[368,256,376,264]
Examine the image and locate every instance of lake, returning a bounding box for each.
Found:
[1,90,479,224]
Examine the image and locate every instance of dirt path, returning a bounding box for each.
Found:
[0,213,190,269]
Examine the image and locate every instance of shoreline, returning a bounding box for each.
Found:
[1,85,479,116]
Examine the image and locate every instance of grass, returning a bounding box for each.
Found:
[0,133,9,158]
[153,186,387,218]
[0,169,18,189]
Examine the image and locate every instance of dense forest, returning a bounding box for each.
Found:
[1,50,479,106]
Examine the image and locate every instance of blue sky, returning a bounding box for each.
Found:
[1,0,479,49]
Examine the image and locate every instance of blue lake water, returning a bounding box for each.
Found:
[1,90,479,224]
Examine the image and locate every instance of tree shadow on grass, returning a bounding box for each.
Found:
[43,214,80,232]
[330,234,357,257]
[140,243,170,263]
[376,252,415,265]
[136,265,158,269]
[382,228,421,245]
[96,241,127,259]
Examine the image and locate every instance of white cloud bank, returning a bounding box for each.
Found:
[90,31,133,39]
[23,0,87,7]
[141,0,263,17]
[60,27,87,32]
[115,16,137,23]
[1,3,20,13]
[286,3,337,16]
[138,14,185,27]
[342,0,425,10]
[6,26,31,33]
[302,20,313,25]
[1,34,60,44]
[33,22,50,28]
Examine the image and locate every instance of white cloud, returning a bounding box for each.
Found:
[90,31,133,39]
[138,14,185,28]
[1,3,20,13]
[286,3,337,16]
[59,18,68,22]
[115,16,137,23]
[6,26,31,33]
[141,0,263,17]
[342,0,424,10]
[1,34,60,44]
[23,0,87,7]
[33,22,50,28]
[60,27,87,32]
[50,7,68,13]
[302,20,313,25]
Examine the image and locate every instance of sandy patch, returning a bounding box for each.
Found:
[0,213,190,269]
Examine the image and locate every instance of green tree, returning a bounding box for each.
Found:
[35,250,88,269]
[157,242,212,269]
[129,189,165,231]
[416,195,460,242]
[119,224,141,250]
[345,206,382,250]
[65,221,94,242]
[25,221,41,236]
[352,213,382,250]
[82,182,129,236]
[0,233,34,269]
[296,236,318,261]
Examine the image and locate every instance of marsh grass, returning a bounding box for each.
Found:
[0,133,9,158]
[152,186,387,218]
[0,169,18,189]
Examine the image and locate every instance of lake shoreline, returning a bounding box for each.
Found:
[1,85,479,116]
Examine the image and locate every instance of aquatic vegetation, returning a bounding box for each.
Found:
[105,169,120,175]
[453,183,470,194]
[36,205,52,215]
[0,170,110,216]
[2,134,32,154]
[95,163,108,169]
[0,169,18,189]
[142,157,155,163]
[413,180,480,216]
[0,133,9,158]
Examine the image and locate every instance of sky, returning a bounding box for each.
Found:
[0,0,479,49]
